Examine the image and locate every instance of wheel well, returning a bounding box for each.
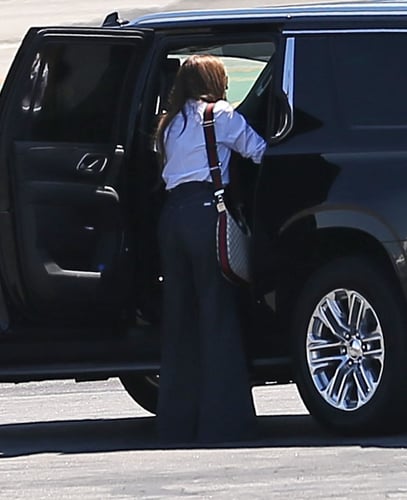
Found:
[274,226,404,320]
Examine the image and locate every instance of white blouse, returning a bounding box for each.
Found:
[162,99,267,190]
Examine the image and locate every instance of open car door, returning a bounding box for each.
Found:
[0,27,153,324]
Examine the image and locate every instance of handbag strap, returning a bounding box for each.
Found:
[202,102,226,213]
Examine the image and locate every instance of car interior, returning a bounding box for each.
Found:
[3,32,279,331]
[128,37,278,326]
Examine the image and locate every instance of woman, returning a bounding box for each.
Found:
[155,54,267,444]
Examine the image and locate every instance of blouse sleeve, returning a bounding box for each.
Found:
[214,101,267,164]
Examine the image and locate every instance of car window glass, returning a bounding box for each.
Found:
[171,55,268,107]
[164,41,275,109]
[331,33,407,128]
[19,42,135,142]
[288,36,337,148]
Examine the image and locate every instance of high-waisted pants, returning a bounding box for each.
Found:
[157,181,256,443]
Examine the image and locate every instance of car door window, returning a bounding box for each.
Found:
[166,50,271,108]
[223,57,269,107]
[157,40,276,137]
[20,42,135,143]
[331,33,407,132]
[168,41,274,97]
[2,32,148,320]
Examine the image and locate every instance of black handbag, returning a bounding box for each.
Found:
[202,102,251,285]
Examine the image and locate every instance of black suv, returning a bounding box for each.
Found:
[0,1,406,434]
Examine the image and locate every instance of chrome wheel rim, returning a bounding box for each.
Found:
[306,288,385,412]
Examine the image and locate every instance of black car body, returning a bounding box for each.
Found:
[0,1,407,433]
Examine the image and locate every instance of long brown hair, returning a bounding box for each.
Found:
[155,54,228,166]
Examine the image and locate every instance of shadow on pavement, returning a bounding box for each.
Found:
[0,414,407,457]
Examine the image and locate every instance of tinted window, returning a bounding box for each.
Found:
[331,33,407,129]
[20,42,135,142]
[291,36,338,150]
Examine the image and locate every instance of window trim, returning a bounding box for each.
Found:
[283,28,407,35]
[270,36,295,143]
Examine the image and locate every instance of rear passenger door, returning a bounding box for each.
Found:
[0,28,152,322]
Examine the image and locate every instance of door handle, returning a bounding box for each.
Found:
[76,153,108,174]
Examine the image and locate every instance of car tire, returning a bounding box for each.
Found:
[120,374,158,414]
[292,256,407,434]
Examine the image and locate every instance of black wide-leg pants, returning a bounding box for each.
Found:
[157,181,256,444]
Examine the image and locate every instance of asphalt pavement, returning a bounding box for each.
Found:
[0,379,407,499]
[1,1,407,498]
